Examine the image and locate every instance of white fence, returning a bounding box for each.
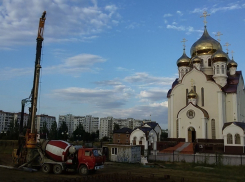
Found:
[149,152,245,166]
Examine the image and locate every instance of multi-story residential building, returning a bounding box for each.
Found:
[0,110,56,134]
[14,112,29,128]
[0,110,14,133]
[58,114,99,136]
[36,114,56,133]
[99,117,113,139]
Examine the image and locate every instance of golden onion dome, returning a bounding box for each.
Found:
[187,88,197,99]
[211,49,229,63]
[176,49,191,67]
[191,55,202,63]
[190,26,222,57]
[228,58,238,68]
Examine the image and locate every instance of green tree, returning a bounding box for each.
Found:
[40,121,49,139]
[113,123,120,132]
[58,121,69,140]
[73,123,85,141]
[48,121,58,140]
[160,130,168,141]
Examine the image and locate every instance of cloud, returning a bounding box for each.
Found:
[138,89,168,102]
[167,25,202,34]
[44,53,106,76]
[190,2,245,14]
[0,0,120,48]
[94,79,122,86]
[163,13,172,18]
[92,101,169,127]
[124,72,175,86]
[0,53,106,80]
[125,22,140,29]
[50,85,134,109]
[177,11,183,16]
[0,67,33,80]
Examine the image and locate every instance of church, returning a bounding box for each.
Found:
[167,12,245,153]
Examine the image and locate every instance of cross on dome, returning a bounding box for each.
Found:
[181,38,187,51]
[215,32,223,42]
[231,50,234,58]
[190,79,195,87]
[200,11,210,26]
[224,42,231,53]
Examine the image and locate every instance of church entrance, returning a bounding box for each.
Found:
[188,127,196,142]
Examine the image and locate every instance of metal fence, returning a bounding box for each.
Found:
[149,152,245,166]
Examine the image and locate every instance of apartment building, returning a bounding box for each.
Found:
[36,114,56,133]
[99,117,113,139]
[58,114,99,135]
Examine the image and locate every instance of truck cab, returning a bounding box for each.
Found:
[77,148,105,175]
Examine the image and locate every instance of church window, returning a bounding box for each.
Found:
[227,134,233,144]
[211,119,216,139]
[181,69,184,78]
[176,120,179,138]
[201,87,204,106]
[194,86,196,92]
[213,66,215,75]
[235,134,241,144]
[186,89,188,105]
[201,59,204,67]
[217,65,220,74]
[221,65,225,74]
[208,58,211,67]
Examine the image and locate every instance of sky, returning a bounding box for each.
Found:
[0,0,245,129]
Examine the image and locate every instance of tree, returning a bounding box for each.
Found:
[58,121,69,140]
[113,123,120,132]
[40,121,49,139]
[73,123,85,141]
[5,118,19,140]
[48,121,58,140]
[161,131,168,141]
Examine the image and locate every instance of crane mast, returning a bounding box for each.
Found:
[22,11,46,163]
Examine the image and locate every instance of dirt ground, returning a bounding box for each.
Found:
[0,152,245,182]
[0,142,245,182]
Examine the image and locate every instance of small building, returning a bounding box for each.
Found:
[223,122,245,154]
[102,144,141,163]
[113,127,132,144]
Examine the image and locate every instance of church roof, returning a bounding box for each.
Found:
[222,122,245,131]
[144,122,158,129]
[177,102,209,119]
[222,71,242,93]
[113,127,132,134]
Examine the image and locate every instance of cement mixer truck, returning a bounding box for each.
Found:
[38,140,105,175]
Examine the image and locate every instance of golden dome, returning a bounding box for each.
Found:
[177,50,191,67]
[228,58,238,68]
[191,55,202,63]
[211,49,229,63]
[187,88,197,99]
[190,26,222,57]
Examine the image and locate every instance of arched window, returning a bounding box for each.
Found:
[201,59,204,67]
[227,133,233,144]
[235,134,241,144]
[221,65,225,74]
[211,119,216,139]
[213,66,215,75]
[208,58,211,67]
[176,120,179,138]
[194,86,196,92]
[201,87,204,106]
[217,65,220,74]
[181,69,184,78]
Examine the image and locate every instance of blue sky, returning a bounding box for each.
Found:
[0,0,245,129]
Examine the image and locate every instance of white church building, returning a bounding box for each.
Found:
[167,12,245,153]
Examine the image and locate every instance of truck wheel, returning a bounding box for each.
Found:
[42,163,51,173]
[79,165,88,175]
[53,164,62,174]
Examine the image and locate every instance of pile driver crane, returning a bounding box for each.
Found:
[13,11,46,167]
